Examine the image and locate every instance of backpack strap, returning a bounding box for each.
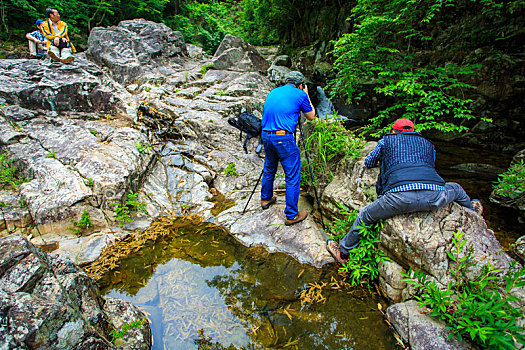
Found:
[243,134,250,153]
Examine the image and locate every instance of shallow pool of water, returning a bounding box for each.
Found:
[99,220,397,349]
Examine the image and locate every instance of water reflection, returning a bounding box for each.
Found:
[100,220,396,349]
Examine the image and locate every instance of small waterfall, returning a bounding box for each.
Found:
[316,86,335,119]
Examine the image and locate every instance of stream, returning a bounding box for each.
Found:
[100,220,397,349]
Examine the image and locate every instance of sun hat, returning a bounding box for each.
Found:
[392,118,415,132]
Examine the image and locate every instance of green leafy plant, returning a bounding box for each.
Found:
[89,129,98,136]
[110,319,146,342]
[84,178,94,188]
[199,64,213,75]
[136,142,152,155]
[224,163,238,176]
[0,152,28,191]
[402,231,525,349]
[110,190,148,227]
[302,117,364,186]
[493,159,525,198]
[46,149,57,159]
[69,209,93,236]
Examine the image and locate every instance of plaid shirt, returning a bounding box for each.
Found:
[28,30,45,42]
[365,138,445,194]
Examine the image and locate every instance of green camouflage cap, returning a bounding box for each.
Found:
[285,71,305,85]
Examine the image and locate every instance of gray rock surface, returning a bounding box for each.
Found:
[0,234,151,349]
[0,55,124,113]
[212,34,269,72]
[386,300,472,350]
[88,19,188,85]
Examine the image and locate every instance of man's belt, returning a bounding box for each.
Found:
[264,130,291,135]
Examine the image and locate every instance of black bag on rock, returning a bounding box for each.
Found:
[228,112,263,155]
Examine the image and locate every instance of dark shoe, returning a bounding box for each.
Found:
[326,239,349,265]
[61,56,75,64]
[285,210,308,226]
[261,196,276,210]
[471,199,483,215]
[48,51,60,62]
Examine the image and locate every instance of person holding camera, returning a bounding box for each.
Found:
[26,19,47,59]
[41,7,76,63]
[326,118,483,265]
[260,71,316,226]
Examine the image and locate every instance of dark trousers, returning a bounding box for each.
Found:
[339,182,474,256]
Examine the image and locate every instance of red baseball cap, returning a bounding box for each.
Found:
[392,118,414,132]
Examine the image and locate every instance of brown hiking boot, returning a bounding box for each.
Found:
[61,56,75,64]
[471,199,483,215]
[285,210,308,226]
[326,240,349,265]
[48,51,60,62]
[261,196,276,210]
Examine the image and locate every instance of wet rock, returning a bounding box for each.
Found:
[212,34,269,73]
[0,235,151,349]
[88,18,188,85]
[272,55,291,67]
[1,105,37,122]
[387,300,472,350]
[0,55,123,113]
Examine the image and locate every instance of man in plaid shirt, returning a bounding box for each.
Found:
[327,118,483,265]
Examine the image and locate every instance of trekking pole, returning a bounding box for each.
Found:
[298,119,326,230]
[242,169,264,215]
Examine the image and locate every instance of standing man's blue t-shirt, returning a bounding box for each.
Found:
[262,84,313,133]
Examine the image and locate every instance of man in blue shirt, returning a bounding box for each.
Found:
[327,118,483,264]
[260,71,316,225]
[26,19,47,59]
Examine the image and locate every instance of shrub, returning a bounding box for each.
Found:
[70,209,93,236]
[224,163,238,176]
[493,159,525,198]
[0,152,28,191]
[302,117,364,186]
[403,231,525,349]
[110,191,147,227]
[328,202,389,288]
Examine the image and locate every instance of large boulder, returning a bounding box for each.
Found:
[0,234,151,349]
[0,56,123,113]
[212,34,269,73]
[88,18,188,84]
[386,300,472,350]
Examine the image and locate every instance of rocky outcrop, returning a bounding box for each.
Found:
[0,234,151,349]
[386,300,472,350]
[212,34,270,72]
[88,19,188,85]
[0,55,124,113]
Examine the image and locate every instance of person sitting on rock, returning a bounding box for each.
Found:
[326,118,483,264]
[41,7,76,63]
[260,71,316,226]
[26,19,47,59]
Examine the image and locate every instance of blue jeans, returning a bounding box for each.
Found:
[261,132,301,220]
[339,182,474,257]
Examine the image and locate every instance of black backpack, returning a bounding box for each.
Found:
[228,112,263,155]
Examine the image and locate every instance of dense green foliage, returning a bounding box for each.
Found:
[330,0,523,136]
[2,0,282,53]
[493,159,525,198]
[110,190,147,227]
[403,231,525,349]
[301,117,364,186]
